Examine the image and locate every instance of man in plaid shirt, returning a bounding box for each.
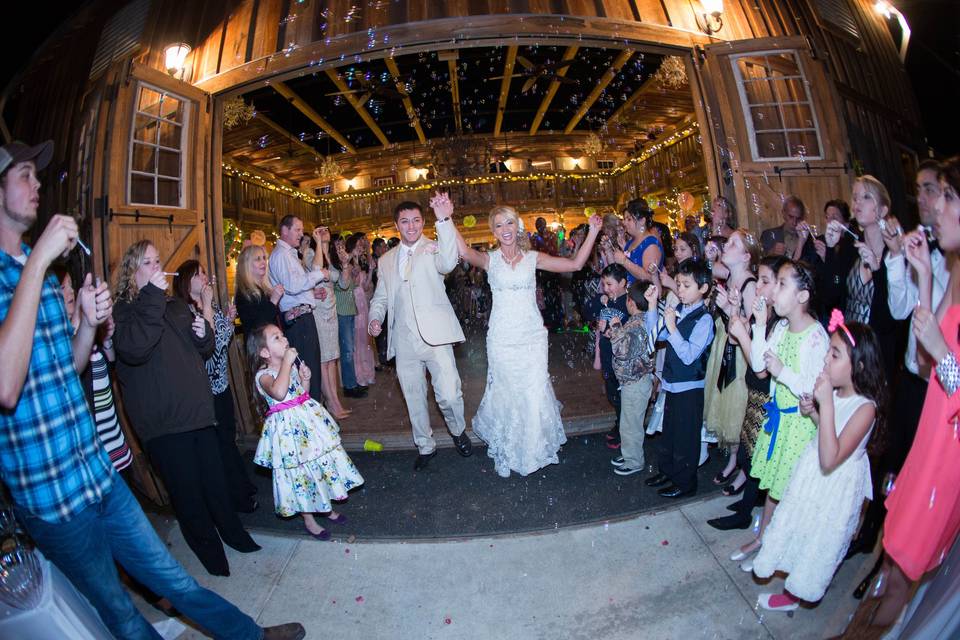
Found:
[0,141,304,640]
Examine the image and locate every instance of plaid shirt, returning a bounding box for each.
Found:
[0,246,113,523]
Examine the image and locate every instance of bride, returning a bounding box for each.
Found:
[451,198,602,477]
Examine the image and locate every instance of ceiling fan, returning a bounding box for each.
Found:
[326,75,408,106]
[488,56,578,94]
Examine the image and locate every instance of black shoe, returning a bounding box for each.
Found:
[343,387,366,398]
[726,500,745,512]
[358,385,369,393]
[658,485,696,499]
[644,472,670,487]
[844,536,876,561]
[722,482,745,497]
[262,623,306,640]
[237,498,260,514]
[707,515,752,531]
[414,450,437,471]
[452,432,473,457]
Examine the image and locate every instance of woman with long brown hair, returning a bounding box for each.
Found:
[173,259,258,513]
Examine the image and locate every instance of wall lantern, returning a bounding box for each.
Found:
[164,43,192,77]
[696,0,724,35]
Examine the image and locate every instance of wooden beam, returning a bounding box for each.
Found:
[447,58,463,134]
[324,69,391,148]
[384,57,426,144]
[529,46,579,135]
[564,49,634,134]
[254,112,322,158]
[272,81,356,153]
[494,46,518,137]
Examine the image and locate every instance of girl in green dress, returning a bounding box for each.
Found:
[731,260,829,569]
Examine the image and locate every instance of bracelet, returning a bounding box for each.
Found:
[936,352,960,397]
[102,339,114,349]
[436,216,451,224]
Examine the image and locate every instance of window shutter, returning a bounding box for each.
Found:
[89,0,151,80]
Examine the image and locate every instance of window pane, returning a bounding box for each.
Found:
[782,104,816,130]
[766,52,801,78]
[133,115,158,144]
[158,120,182,149]
[756,132,788,158]
[157,178,181,206]
[131,143,156,173]
[157,95,184,123]
[742,80,776,105]
[131,174,155,204]
[137,87,164,117]
[750,106,783,132]
[787,131,821,158]
[773,78,807,104]
[158,149,181,178]
[736,56,770,82]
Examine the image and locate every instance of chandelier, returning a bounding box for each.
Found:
[222,97,255,129]
[584,133,604,157]
[317,155,343,182]
[428,131,493,179]
[653,56,688,90]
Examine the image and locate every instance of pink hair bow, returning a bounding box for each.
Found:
[828,308,856,346]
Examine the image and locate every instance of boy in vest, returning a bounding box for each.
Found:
[643,259,714,498]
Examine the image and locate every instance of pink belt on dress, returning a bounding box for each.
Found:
[265,392,311,416]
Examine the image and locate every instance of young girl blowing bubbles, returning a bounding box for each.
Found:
[248,324,364,540]
[732,260,829,569]
[752,315,885,611]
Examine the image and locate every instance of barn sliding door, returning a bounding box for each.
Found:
[694,36,852,234]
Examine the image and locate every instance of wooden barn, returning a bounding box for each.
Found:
[1,0,923,497]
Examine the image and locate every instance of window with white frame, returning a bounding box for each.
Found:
[128,82,189,207]
[313,184,333,196]
[731,51,823,162]
[597,159,615,170]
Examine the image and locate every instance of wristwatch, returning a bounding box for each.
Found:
[436,216,451,224]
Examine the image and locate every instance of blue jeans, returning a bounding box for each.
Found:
[338,313,358,389]
[16,477,261,640]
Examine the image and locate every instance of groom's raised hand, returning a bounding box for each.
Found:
[429,191,453,220]
[368,319,382,337]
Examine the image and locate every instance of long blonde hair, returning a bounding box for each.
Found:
[855,175,892,213]
[114,240,154,303]
[235,245,272,301]
[488,205,531,252]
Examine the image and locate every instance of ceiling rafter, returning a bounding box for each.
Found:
[272,81,357,154]
[494,46,518,137]
[446,55,463,134]
[324,69,391,149]
[384,57,426,144]
[564,49,634,134]
[252,112,321,159]
[529,46,579,136]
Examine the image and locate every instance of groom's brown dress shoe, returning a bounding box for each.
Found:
[452,432,473,457]
[414,450,437,471]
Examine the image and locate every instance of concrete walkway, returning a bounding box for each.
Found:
[137,494,873,639]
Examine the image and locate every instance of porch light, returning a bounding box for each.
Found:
[164,43,191,77]
[696,0,724,35]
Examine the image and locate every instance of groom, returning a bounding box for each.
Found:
[368,196,472,470]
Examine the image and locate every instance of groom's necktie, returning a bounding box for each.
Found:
[402,248,414,281]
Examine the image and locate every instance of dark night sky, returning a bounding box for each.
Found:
[1,1,957,156]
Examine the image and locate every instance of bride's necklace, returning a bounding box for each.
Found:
[501,248,522,267]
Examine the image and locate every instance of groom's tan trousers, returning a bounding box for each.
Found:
[393,320,466,454]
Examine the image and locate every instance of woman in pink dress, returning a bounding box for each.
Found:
[347,233,376,387]
[845,156,960,636]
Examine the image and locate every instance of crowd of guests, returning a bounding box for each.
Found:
[2,132,959,639]
[580,158,960,635]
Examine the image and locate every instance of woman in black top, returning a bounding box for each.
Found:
[234,244,283,334]
[113,240,260,576]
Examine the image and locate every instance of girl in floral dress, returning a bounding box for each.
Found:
[248,323,364,540]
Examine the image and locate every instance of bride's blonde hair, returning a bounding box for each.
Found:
[488,205,531,252]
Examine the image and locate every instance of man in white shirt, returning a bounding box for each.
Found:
[268,215,327,402]
[847,159,949,561]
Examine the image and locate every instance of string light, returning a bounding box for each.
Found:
[222,123,700,207]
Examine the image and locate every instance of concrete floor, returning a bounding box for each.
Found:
[135,494,875,639]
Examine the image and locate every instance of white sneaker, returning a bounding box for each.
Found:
[613,465,643,476]
[740,559,754,573]
[610,456,625,467]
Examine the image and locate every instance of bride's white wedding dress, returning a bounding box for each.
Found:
[472,249,565,477]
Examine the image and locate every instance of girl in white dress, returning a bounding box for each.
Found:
[451,198,603,477]
[248,323,364,540]
[752,311,886,611]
